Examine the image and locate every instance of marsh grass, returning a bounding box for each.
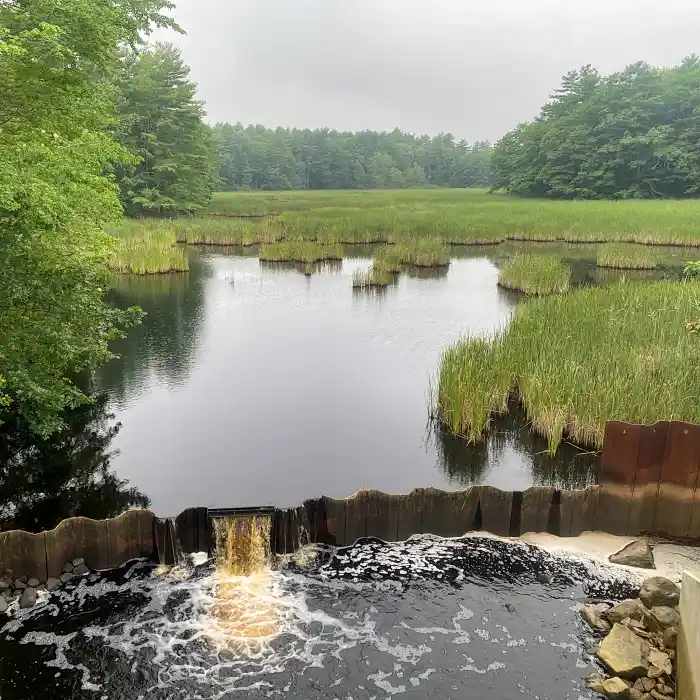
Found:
[597,243,658,269]
[109,220,188,274]
[258,242,344,263]
[498,254,570,295]
[436,280,700,453]
[352,265,397,289]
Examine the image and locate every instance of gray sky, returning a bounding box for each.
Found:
[156,0,700,142]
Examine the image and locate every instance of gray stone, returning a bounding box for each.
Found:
[607,600,649,625]
[26,578,40,588]
[18,575,27,584]
[582,604,612,633]
[0,597,7,614]
[639,578,680,609]
[73,564,89,576]
[661,627,677,650]
[647,648,672,678]
[62,562,73,574]
[19,587,36,609]
[71,558,85,568]
[45,578,62,592]
[602,677,631,698]
[585,672,607,693]
[650,692,669,700]
[0,579,10,591]
[59,572,74,584]
[597,624,650,680]
[13,580,26,590]
[655,682,674,696]
[629,690,644,700]
[610,540,656,570]
[634,678,656,693]
[648,607,680,632]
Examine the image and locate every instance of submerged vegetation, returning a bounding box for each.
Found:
[498,254,570,295]
[596,244,657,270]
[436,281,700,453]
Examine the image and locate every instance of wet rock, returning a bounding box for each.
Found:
[536,572,553,584]
[597,623,650,680]
[655,682,674,696]
[648,607,680,632]
[607,600,648,625]
[603,677,631,698]
[639,578,680,609]
[72,558,85,568]
[14,579,26,590]
[585,672,607,693]
[661,628,677,650]
[19,587,36,609]
[27,578,40,588]
[634,677,657,693]
[62,562,73,574]
[647,648,672,678]
[0,597,7,614]
[59,572,74,584]
[504,602,516,613]
[45,577,62,592]
[0,579,10,592]
[610,540,656,570]
[73,564,89,576]
[582,604,612,633]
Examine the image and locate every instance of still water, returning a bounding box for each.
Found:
[96,249,602,517]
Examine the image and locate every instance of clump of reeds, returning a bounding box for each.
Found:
[410,239,450,267]
[108,219,188,274]
[597,243,657,269]
[436,281,700,453]
[352,265,397,289]
[173,217,282,246]
[498,254,570,295]
[258,242,344,263]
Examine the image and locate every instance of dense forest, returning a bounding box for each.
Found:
[212,125,493,191]
[492,57,700,199]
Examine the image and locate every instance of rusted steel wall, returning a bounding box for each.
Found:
[599,421,700,539]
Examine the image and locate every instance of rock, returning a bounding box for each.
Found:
[71,558,85,568]
[648,607,680,632]
[62,562,74,574]
[597,623,650,680]
[629,690,644,700]
[18,575,27,584]
[602,677,631,698]
[582,604,612,633]
[504,603,516,613]
[634,678,657,693]
[585,672,607,693]
[610,540,656,570]
[0,579,10,591]
[19,587,36,609]
[536,572,553,584]
[73,564,89,576]
[26,578,40,588]
[4,569,13,579]
[650,692,670,700]
[0,597,7,614]
[13,580,26,590]
[45,577,62,592]
[59,572,74,584]
[647,649,672,677]
[607,600,649,625]
[655,682,674,696]
[639,578,680,609]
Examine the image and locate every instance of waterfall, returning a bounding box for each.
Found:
[212,514,272,575]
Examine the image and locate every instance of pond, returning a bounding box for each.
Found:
[92,246,615,518]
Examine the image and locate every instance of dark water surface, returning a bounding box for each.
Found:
[0,536,641,700]
[95,250,602,517]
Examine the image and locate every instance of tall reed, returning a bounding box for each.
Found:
[498,254,570,295]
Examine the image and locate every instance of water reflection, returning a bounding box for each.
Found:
[433,403,599,491]
[259,260,343,276]
[0,397,149,533]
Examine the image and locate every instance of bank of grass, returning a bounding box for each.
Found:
[597,243,658,269]
[436,280,700,453]
[352,265,397,289]
[498,254,570,295]
[108,220,188,274]
[373,240,450,271]
[259,242,344,263]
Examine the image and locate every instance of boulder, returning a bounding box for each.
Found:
[647,648,672,678]
[0,597,7,614]
[655,682,674,696]
[72,558,85,568]
[607,600,648,625]
[602,677,631,698]
[59,572,74,584]
[582,604,612,633]
[634,678,656,693]
[661,627,677,650]
[639,578,680,609]
[13,579,26,591]
[19,587,36,609]
[62,562,73,574]
[648,607,680,632]
[585,673,607,693]
[629,690,644,700]
[610,540,656,570]
[0,579,10,592]
[650,692,670,700]
[45,578,62,592]
[27,578,40,588]
[597,624,650,680]
[73,564,89,576]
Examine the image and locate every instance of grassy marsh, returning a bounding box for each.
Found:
[108,220,188,274]
[352,265,397,289]
[498,254,570,295]
[436,280,700,453]
[596,243,658,269]
[259,242,344,263]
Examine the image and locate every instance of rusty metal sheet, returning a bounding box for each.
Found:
[628,422,668,535]
[654,422,700,537]
[600,421,642,485]
[520,487,555,535]
[364,490,400,542]
[397,490,424,542]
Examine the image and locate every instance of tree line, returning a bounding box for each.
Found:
[492,57,700,199]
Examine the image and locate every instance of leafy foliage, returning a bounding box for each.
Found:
[0,0,174,434]
[116,43,216,215]
[211,125,492,190]
[492,57,700,199]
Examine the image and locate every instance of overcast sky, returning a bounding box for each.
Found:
[155,0,700,142]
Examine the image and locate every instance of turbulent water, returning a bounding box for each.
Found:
[0,534,641,700]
